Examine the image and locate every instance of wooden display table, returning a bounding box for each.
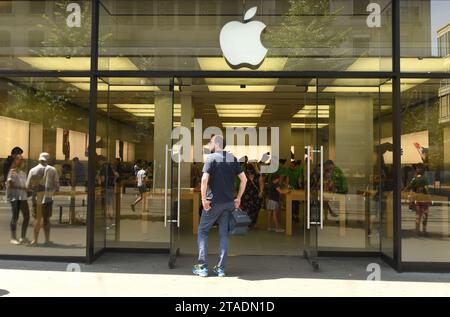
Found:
[285,190,347,236]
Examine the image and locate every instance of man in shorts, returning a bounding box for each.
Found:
[130,163,148,212]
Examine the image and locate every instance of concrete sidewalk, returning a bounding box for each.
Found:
[0,253,450,297]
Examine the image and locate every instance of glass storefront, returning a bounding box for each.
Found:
[0,0,449,272]
[400,78,450,263]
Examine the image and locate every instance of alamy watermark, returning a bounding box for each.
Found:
[66,3,81,28]
[367,3,382,28]
[366,263,381,281]
[170,119,279,174]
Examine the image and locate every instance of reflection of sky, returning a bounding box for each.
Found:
[431,0,450,56]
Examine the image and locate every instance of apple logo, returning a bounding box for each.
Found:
[220,7,268,69]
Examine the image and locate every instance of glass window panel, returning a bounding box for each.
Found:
[99,0,392,72]
[0,0,91,71]
[401,0,450,72]
[316,78,392,252]
[401,78,450,262]
[0,77,89,256]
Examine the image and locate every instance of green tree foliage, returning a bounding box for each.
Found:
[264,0,350,69]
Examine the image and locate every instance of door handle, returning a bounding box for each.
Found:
[306,146,311,229]
[164,144,169,227]
[320,145,324,230]
[177,152,181,228]
[152,160,156,193]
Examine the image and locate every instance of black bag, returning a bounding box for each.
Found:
[229,208,251,235]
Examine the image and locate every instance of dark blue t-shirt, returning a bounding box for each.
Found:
[202,151,243,204]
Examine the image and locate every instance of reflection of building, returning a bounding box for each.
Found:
[438,23,450,58]
[439,79,450,124]
[438,24,450,124]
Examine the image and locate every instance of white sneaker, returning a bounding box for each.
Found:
[275,228,285,233]
[10,239,20,245]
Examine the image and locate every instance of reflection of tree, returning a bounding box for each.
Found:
[4,80,77,130]
[35,0,110,57]
[134,118,153,143]
[136,56,155,71]
[264,0,350,70]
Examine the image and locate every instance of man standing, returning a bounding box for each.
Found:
[72,157,86,187]
[193,135,247,278]
[26,153,59,246]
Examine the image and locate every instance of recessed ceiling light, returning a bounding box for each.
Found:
[216,105,266,118]
[208,85,275,92]
[291,123,328,129]
[294,105,329,118]
[222,123,258,128]
[17,57,138,71]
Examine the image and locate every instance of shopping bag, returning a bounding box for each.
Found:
[229,208,251,235]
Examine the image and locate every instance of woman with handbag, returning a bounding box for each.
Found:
[241,164,264,229]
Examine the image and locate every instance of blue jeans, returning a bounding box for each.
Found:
[197,201,234,268]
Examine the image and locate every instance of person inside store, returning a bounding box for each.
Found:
[266,173,290,233]
[114,157,125,181]
[60,162,72,186]
[133,159,142,176]
[130,161,149,212]
[322,160,348,218]
[72,157,86,187]
[6,153,30,245]
[241,163,264,229]
[287,160,304,223]
[97,156,118,229]
[405,163,431,236]
[26,152,59,246]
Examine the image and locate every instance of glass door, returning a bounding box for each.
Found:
[316,78,389,254]
[96,77,175,251]
[302,78,321,270]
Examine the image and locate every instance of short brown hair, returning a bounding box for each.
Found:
[212,135,224,149]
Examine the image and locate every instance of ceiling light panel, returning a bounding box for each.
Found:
[294,105,329,118]
[215,105,266,117]
[222,123,258,128]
